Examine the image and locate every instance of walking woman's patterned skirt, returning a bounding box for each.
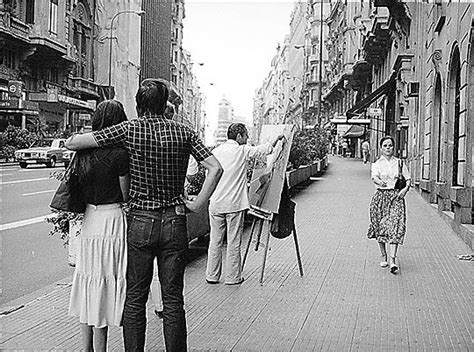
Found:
[367,189,406,244]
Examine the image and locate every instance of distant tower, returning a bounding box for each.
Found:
[215,98,233,145]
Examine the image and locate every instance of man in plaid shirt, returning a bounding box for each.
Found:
[66,79,222,352]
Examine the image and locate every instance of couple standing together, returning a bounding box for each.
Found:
[65,78,283,351]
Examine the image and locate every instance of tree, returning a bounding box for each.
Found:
[1,125,37,161]
[288,126,329,169]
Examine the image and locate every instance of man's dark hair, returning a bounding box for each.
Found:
[135,78,169,116]
[227,123,247,141]
[379,135,395,147]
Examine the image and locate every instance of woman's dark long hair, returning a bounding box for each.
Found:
[75,100,127,185]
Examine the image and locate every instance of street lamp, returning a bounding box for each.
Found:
[108,10,145,96]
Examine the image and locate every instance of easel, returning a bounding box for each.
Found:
[241,205,304,284]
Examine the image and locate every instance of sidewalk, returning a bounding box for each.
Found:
[1,156,473,351]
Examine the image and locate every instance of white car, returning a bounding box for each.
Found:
[14,139,66,168]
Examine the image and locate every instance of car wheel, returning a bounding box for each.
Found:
[19,162,27,169]
[47,156,56,168]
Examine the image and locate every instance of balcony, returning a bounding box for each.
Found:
[68,77,101,98]
[0,11,30,42]
[361,9,391,65]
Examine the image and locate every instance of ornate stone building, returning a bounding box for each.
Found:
[0,0,204,135]
[322,0,473,247]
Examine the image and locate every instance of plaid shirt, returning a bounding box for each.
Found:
[93,114,211,210]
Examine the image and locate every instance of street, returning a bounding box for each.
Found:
[1,163,73,305]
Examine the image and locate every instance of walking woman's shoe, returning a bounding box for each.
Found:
[380,254,388,268]
[390,257,398,274]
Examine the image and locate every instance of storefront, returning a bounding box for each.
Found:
[29,92,96,135]
[0,99,40,132]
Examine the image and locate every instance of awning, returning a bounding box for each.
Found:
[346,74,395,118]
[343,125,365,138]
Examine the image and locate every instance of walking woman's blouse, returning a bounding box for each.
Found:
[371,156,410,189]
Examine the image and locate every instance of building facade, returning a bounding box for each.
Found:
[322,0,473,247]
[1,0,205,137]
[252,0,328,141]
[0,0,100,135]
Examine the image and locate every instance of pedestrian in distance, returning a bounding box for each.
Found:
[341,139,349,157]
[362,139,370,164]
[206,123,285,285]
[66,78,223,352]
[68,100,130,352]
[367,136,411,273]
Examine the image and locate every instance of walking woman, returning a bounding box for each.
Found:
[367,136,411,273]
[68,100,129,351]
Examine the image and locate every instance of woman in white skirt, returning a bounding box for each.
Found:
[367,136,411,274]
[68,100,129,351]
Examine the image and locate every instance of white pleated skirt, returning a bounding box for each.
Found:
[68,203,127,328]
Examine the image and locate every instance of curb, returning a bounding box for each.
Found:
[0,275,72,315]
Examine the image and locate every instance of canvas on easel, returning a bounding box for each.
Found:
[243,124,303,284]
[248,124,295,214]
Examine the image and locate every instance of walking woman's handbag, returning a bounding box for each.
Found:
[50,153,86,213]
[394,159,407,190]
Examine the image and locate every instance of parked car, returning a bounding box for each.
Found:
[63,150,75,169]
[14,138,67,168]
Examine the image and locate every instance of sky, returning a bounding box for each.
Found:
[183,1,296,144]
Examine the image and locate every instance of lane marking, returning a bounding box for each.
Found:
[0,215,50,232]
[0,173,13,176]
[22,190,56,196]
[0,169,16,171]
[2,177,53,185]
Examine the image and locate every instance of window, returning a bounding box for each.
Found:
[434,74,443,181]
[26,0,35,24]
[1,48,17,69]
[447,46,465,187]
[72,2,92,78]
[49,0,58,34]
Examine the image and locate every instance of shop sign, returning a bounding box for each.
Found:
[0,99,39,111]
[47,88,59,102]
[368,108,382,117]
[19,100,39,110]
[58,94,95,109]
[78,113,91,121]
[0,100,20,108]
[8,81,23,98]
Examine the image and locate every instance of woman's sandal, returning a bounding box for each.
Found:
[390,257,398,274]
[380,254,388,268]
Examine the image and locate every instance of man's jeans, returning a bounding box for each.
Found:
[123,205,188,352]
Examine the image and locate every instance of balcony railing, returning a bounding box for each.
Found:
[69,77,100,98]
[0,11,30,42]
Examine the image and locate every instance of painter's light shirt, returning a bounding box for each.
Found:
[210,140,273,214]
[371,156,410,189]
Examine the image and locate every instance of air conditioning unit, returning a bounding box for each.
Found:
[407,82,419,97]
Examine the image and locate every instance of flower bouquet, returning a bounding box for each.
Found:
[45,211,83,267]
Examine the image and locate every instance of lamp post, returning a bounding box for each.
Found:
[317,0,324,125]
[294,44,307,129]
[108,10,145,96]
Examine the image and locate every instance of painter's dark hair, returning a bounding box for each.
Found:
[379,135,395,148]
[135,78,169,116]
[227,123,247,141]
[77,99,127,185]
